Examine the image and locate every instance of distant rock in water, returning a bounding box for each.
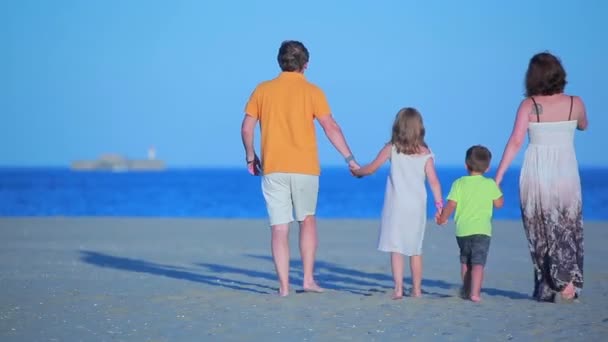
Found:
[71,152,166,172]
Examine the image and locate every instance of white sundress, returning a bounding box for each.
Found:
[377,145,433,256]
[519,97,583,301]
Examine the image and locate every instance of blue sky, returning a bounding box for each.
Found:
[2,0,606,167]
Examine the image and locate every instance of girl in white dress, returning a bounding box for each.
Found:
[352,107,443,299]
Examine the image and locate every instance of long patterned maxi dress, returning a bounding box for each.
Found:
[519,119,584,302]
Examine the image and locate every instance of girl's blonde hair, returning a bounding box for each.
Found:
[391,107,427,154]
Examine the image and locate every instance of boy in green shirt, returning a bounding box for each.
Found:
[436,145,504,302]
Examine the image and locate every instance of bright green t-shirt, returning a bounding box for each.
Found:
[447,175,503,237]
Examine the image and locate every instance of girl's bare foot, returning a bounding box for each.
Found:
[278,288,289,297]
[470,295,481,302]
[303,282,324,293]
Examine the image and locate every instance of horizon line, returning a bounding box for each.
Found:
[1,164,607,170]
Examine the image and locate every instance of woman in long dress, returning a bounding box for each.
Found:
[495,52,589,302]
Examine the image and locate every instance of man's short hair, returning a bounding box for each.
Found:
[465,145,492,173]
[277,40,309,72]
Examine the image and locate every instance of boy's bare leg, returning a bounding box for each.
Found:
[460,263,471,298]
[410,255,423,297]
[300,215,323,292]
[469,264,484,302]
[391,252,404,299]
[271,224,290,296]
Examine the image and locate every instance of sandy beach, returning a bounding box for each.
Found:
[0,218,607,341]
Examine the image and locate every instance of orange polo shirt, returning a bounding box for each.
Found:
[244,72,331,175]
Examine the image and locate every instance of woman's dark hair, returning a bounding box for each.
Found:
[525,52,567,97]
[277,40,309,72]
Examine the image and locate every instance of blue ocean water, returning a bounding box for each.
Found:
[0,167,606,220]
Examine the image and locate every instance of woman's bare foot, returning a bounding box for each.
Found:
[560,282,575,300]
[303,282,324,293]
[470,295,481,302]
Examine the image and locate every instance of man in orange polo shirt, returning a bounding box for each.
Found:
[241,40,359,297]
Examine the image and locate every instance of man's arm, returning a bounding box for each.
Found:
[241,114,261,175]
[316,115,358,168]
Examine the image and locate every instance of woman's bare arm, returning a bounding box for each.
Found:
[495,99,530,186]
[574,96,588,131]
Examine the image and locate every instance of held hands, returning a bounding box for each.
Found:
[434,200,448,225]
[246,154,262,176]
[349,160,363,178]
[435,211,448,226]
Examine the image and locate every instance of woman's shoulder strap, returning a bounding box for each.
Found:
[530,97,540,122]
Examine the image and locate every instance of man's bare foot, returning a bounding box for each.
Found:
[470,295,481,302]
[302,282,324,293]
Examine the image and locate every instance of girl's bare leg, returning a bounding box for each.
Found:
[410,255,423,297]
[391,252,404,299]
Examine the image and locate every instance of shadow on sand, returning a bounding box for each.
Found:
[80,250,273,295]
[80,251,529,299]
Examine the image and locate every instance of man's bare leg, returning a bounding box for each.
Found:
[271,224,290,296]
[391,252,404,299]
[410,255,423,297]
[469,264,484,302]
[299,215,323,292]
[460,263,471,299]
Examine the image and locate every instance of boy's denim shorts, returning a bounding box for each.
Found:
[456,234,491,266]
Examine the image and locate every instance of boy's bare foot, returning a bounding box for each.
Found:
[410,289,422,298]
[459,287,470,299]
[302,282,324,293]
[470,295,481,302]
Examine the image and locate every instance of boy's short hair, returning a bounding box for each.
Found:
[466,145,492,173]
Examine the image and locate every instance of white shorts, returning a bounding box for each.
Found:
[261,173,319,226]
